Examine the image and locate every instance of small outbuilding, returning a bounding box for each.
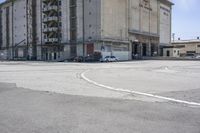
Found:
[163,46,180,57]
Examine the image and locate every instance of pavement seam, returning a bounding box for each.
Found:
[81,70,200,108]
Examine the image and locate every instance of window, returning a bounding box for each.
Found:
[59,1,62,6]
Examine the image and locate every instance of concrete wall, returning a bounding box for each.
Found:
[101,0,128,40]
[76,0,83,43]
[1,6,8,48]
[13,0,27,47]
[163,48,180,57]
[0,0,28,59]
[36,0,42,47]
[1,3,13,49]
[159,2,171,45]
[128,0,158,34]
[140,0,150,33]
[129,0,140,31]
[197,45,200,54]
[61,0,70,43]
[150,0,159,34]
[83,0,101,41]
[173,42,200,55]
[0,50,7,59]
[112,51,130,61]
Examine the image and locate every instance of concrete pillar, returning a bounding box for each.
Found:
[147,42,151,56]
[140,43,143,57]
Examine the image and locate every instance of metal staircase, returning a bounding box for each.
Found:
[42,0,60,44]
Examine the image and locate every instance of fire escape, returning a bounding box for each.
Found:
[42,0,62,60]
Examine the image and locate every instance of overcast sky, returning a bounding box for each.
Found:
[0,0,199,40]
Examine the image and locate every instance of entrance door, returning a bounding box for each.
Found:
[151,44,155,56]
[87,43,94,55]
[70,45,77,57]
[132,43,139,59]
[134,44,138,54]
[142,44,147,56]
[167,50,170,57]
[54,53,57,60]
[45,53,48,60]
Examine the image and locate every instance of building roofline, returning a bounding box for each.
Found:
[0,0,15,7]
[0,1,10,7]
[0,0,174,8]
[172,39,200,44]
[163,45,184,48]
[159,0,174,6]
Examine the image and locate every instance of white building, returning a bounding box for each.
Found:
[163,46,180,57]
[0,0,173,61]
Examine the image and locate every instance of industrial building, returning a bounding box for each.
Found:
[0,0,173,61]
[163,39,200,57]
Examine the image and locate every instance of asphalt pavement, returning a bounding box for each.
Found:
[0,61,200,133]
[0,82,200,133]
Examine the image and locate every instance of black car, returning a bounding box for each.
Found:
[73,56,84,62]
[85,52,102,62]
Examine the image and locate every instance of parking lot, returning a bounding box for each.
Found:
[0,60,200,133]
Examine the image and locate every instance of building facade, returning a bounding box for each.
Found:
[0,0,173,61]
[172,39,200,57]
[163,46,180,57]
[162,39,200,57]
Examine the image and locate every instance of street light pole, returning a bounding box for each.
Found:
[82,0,85,61]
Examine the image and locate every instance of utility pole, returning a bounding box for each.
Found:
[82,0,85,61]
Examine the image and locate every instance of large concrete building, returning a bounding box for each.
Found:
[0,0,173,61]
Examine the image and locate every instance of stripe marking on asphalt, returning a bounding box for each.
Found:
[81,70,200,107]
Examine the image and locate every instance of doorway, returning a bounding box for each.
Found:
[142,44,147,56]
[132,43,139,59]
[167,50,170,57]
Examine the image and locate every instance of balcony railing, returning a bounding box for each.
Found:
[43,27,58,33]
[43,16,58,23]
[43,0,58,4]
[43,6,58,13]
[44,38,58,43]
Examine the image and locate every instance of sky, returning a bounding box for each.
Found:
[172,0,200,40]
[0,0,199,40]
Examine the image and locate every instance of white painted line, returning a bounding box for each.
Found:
[81,70,200,107]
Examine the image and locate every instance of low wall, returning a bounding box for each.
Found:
[0,50,7,60]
